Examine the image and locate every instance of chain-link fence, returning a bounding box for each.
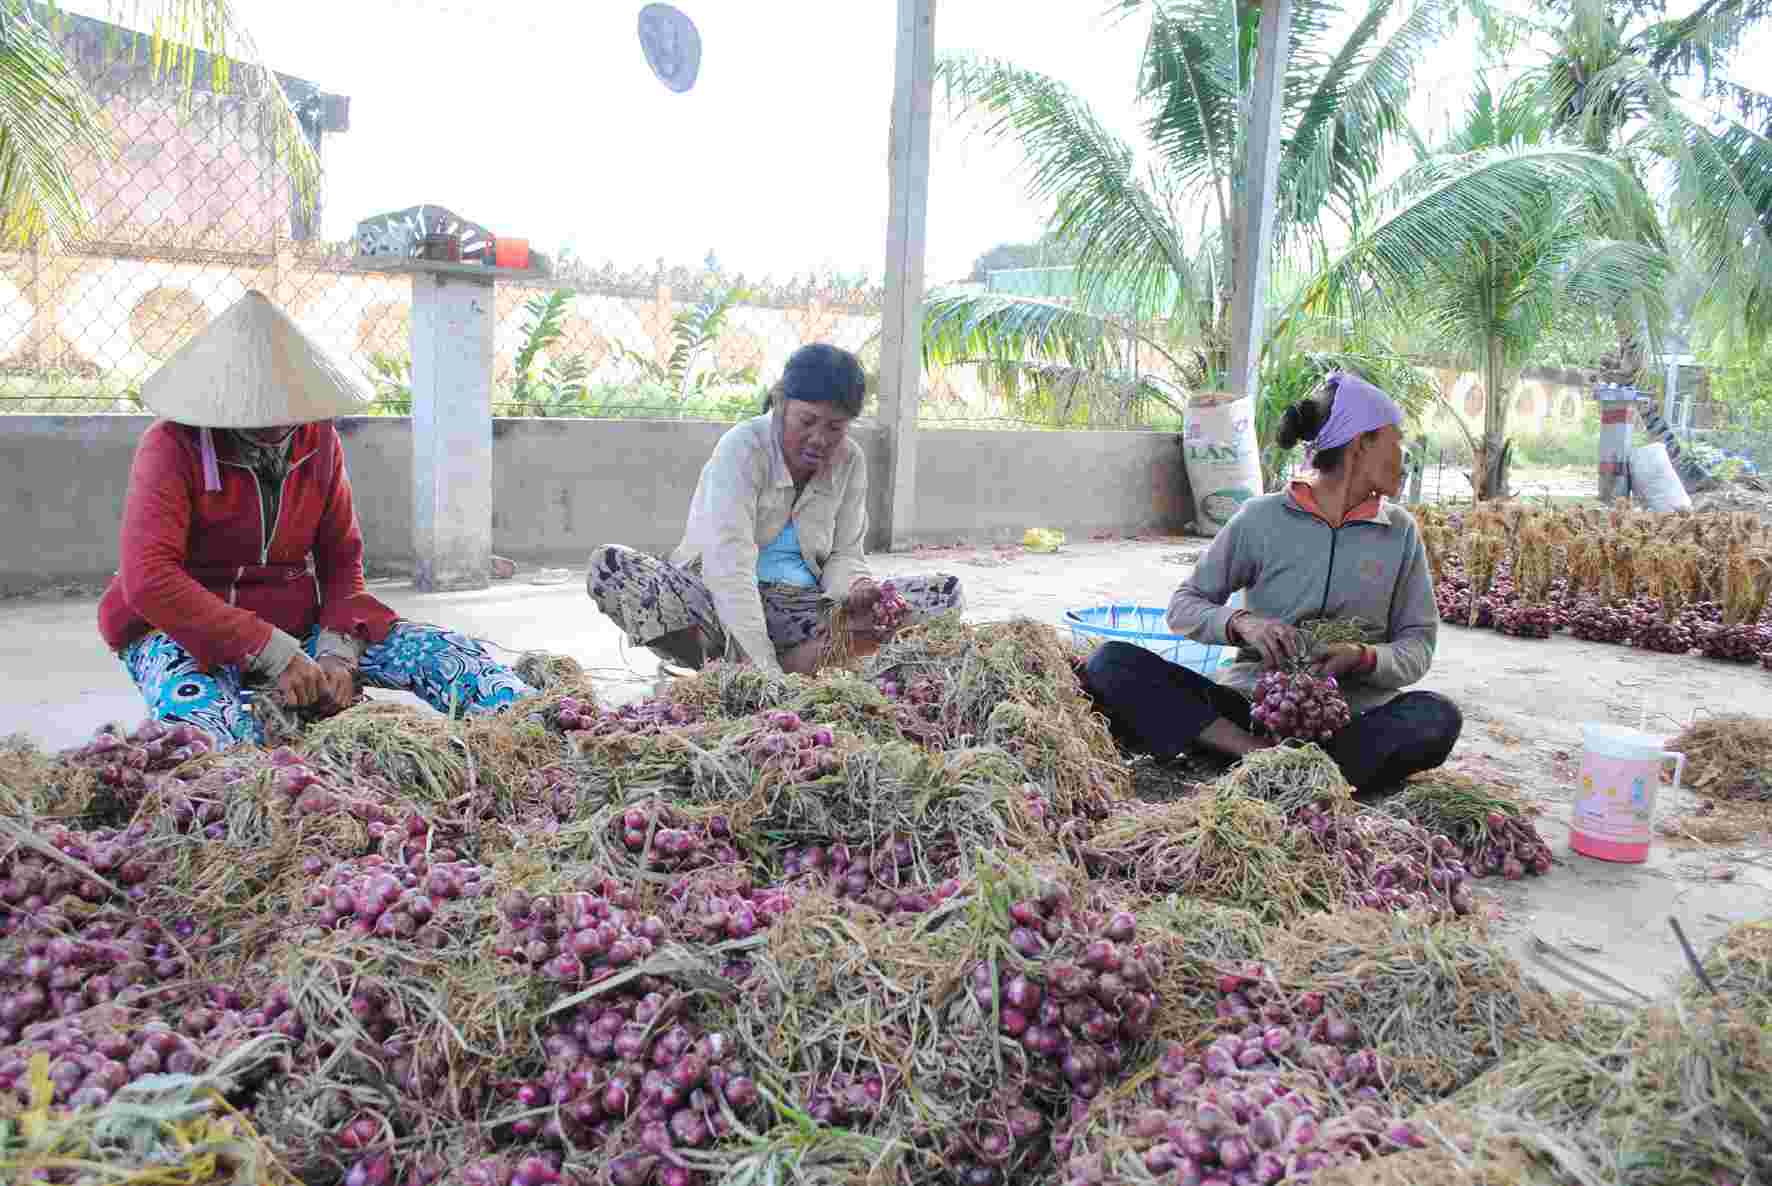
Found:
[1676,403,1772,479]
[0,5,1215,433]
[0,21,884,423]
[3,6,1138,431]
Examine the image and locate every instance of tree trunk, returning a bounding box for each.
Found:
[1604,310,1645,387]
[1476,334,1511,500]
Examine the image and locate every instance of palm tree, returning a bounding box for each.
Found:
[0,0,318,246]
[1302,77,1672,497]
[1534,0,1772,364]
[921,0,1457,422]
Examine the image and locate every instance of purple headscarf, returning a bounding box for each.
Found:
[1306,371,1403,462]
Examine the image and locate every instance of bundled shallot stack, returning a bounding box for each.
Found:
[1249,620,1371,744]
[1700,546,1772,663]
[1496,524,1555,639]
[1461,534,1506,630]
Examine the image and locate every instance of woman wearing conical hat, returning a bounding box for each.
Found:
[97,291,535,747]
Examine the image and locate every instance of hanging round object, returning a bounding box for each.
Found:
[638,4,701,93]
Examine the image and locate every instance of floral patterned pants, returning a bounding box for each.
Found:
[119,622,537,748]
[585,545,965,669]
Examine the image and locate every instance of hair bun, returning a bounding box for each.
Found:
[1276,400,1323,450]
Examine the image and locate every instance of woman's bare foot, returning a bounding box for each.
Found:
[780,637,825,676]
[1199,717,1274,758]
[647,626,707,671]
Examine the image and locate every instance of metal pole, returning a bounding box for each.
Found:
[878,0,936,552]
[1663,355,1678,427]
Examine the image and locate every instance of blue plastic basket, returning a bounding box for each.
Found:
[1064,594,1244,676]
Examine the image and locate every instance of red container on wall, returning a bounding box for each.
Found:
[494,237,531,270]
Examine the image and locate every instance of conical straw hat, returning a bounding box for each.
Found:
[141,291,370,428]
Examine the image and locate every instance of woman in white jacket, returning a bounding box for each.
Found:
[587,344,964,675]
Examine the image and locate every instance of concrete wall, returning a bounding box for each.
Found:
[0,416,1193,594]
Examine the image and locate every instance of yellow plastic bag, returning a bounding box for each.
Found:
[1023,528,1066,553]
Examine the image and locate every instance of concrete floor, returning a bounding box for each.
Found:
[5,537,1769,1004]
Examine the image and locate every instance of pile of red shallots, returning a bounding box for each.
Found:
[739,710,842,781]
[660,865,801,945]
[875,672,949,745]
[1634,616,1699,655]
[554,697,700,737]
[779,839,965,916]
[982,887,1157,1104]
[1250,671,1352,745]
[0,818,157,921]
[1461,811,1555,882]
[0,991,293,1111]
[298,852,494,946]
[1699,623,1771,663]
[486,991,762,1186]
[1057,965,1426,1186]
[492,884,670,988]
[56,718,215,809]
[1433,574,1472,626]
[872,581,912,632]
[614,800,740,873]
[1289,803,1476,918]
[1494,604,1555,639]
[1566,599,1636,643]
[0,907,215,1043]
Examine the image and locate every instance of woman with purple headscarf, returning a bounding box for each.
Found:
[1080,372,1461,795]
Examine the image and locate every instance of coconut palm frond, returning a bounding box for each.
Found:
[1303,144,1650,320]
[0,2,111,245]
[933,357,1188,424]
[1572,52,1772,342]
[919,289,1194,423]
[1281,0,1455,236]
[1696,76,1772,126]
[98,0,322,210]
[921,290,1158,381]
[1672,117,1772,341]
[1133,0,1242,227]
[934,52,1192,325]
[0,0,323,247]
[1637,0,1772,82]
[1557,238,1673,317]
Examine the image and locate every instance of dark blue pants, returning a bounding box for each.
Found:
[1080,641,1462,794]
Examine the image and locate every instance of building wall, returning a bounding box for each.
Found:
[1430,367,1598,434]
[0,417,1194,594]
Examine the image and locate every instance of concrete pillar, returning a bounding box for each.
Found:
[410,269,495,591]
[1226,0,1295,419]
[878,0,936,552]
[1595,384,1639,503]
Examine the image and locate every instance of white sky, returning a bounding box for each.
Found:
[59,1,1772,285]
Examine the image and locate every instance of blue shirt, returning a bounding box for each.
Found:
[756,519,819,588]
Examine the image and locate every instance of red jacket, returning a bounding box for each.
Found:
[98,421,398,671]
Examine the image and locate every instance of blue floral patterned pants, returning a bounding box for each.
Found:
[119,622,537,748]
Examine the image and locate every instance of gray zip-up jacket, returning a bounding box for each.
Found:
[1167,482,1438,714]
